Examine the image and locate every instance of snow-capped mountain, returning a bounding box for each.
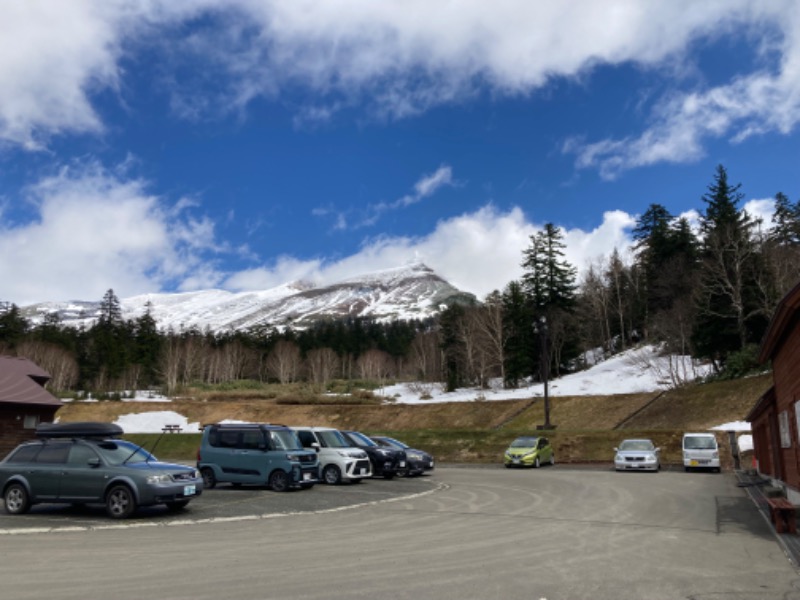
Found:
[19,263,477,331]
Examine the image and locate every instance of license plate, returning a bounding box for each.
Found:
[360,468,367,475]
[184,485,196,496]
[513,458,520,464]
[399,461,406,467]
[303,472,312,481]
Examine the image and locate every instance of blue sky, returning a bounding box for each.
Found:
[1,1,798,305]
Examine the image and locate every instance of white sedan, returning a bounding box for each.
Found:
[614,439,661,472]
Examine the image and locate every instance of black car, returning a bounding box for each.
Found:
[341,430,406,479]
[370,436,434,476]
[0,422,202,519]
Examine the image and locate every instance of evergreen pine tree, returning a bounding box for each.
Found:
[501,281,533,389]
[693,165,763,366]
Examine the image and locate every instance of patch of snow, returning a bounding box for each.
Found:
[711,421,751,431]
[114,411,201,434]
[737,434,754,453]
[385,345,713,404]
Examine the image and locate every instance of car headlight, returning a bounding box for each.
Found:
[146,473,173,484]
[645,455,656,462]
[407,451,423,461]
[286,453,302,461]
[615,455,624,462]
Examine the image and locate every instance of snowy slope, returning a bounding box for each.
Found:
[20,262,476,331]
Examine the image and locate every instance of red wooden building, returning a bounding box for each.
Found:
[747,281,800,502]
[0,356,63,458]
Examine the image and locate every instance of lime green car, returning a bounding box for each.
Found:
[504,436,555,468]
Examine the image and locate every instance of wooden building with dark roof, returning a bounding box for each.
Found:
[0,355,63,457]
[747,281,800,501]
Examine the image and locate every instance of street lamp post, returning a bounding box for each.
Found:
[536,316,553,430]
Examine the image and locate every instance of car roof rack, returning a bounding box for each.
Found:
[35,422,124,439]
[202,422,288,429]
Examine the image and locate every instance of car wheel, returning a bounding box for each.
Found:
[165,500,189,511]
[3,483,31,515]
[201,467,217,489]
[106,485,136,519]
[269,470,290,492]
[322,465,342,485]
[533,457,540,469]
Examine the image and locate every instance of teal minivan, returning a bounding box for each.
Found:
[197,424,318,491]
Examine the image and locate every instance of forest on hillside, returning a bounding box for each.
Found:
[1,165,799,396]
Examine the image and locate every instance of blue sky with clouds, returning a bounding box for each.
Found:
[1,1,798,305]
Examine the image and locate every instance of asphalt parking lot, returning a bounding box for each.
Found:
[3,466,800,600]
[0,472,439,533]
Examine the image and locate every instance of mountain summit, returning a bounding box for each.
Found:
[20,263,477,331]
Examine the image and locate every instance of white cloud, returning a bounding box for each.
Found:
[0,1,122,148]
[744,198,777,227]
[0,162,225,304]
[223,205,637,300]
[316,165,456,230]
[566,3,800,178]
[1,0,793,172]
[8,164,779,305]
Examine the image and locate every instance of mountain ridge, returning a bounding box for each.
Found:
[19,262,477,331]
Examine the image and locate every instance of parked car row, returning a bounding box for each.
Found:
[196,424,434,490]
[613,432,721,472]
[0,422,436,519]
[503,431,722,473]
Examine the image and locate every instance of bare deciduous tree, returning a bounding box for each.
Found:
[306,347,339,390]
[408,331,441,382]
[265,340,302,384]
[15,340,79,391]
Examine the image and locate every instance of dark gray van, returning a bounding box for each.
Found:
[196,424,318,491]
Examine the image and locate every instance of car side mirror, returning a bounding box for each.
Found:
[312,442,321,453]
[613,448,618,452]
[87,457,101,468]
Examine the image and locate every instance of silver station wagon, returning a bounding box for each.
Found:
[0,422,203,518]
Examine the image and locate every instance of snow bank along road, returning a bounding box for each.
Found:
[1,467,798,600]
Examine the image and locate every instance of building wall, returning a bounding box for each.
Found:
[0,405,59,458]
[772,323,800,491]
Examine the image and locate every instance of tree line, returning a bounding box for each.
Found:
[1,165,799,395]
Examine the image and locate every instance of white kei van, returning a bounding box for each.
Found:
[682,432,721,472]
[291,426,373,485]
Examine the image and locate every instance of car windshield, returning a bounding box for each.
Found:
[684,436,716,450]
[317,430,350,448]
[95,440,156,465]
[270,430,302,450]
[619,440,655,451]
[347,431,377,446]
[379,437,409,450]
[510,437,538,448]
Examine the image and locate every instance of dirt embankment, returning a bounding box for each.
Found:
[55,372,769,433]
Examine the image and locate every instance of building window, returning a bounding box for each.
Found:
[23,415,39,429]
[779,410,792,448]
[795,401,800,445]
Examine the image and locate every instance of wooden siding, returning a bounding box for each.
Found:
[773,321,800,489]
[0,406,59,458]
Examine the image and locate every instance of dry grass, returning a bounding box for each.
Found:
[55,374,768,465]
